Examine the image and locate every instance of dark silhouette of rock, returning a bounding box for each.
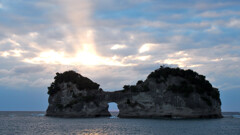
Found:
[46,66,222,118]
[46,70,110,117]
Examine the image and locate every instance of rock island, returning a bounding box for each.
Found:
[46,66,222,118]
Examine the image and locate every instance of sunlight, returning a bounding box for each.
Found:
[139,44,150,53]
[0,51,10,57]
[136,55,151,61]
[22,27,129,66]
[138,43,157,53]
[75,51,101,65]
[111,44,127,50]
[0,49,25,58]
[21,1,132,67]
[155,57,191,67]
[163,58,190,67]
[23,46,130,66]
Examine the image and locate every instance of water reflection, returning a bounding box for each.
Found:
[77,129,108,135]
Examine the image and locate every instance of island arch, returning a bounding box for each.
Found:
[46,67,222,118]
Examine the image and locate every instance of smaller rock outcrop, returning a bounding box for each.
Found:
[46,71,110,117]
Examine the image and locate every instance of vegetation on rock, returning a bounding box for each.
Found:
[47,66,222,118]
[149,66,221,105]
[123,83,150,92]
[167,81,194,97]
[48,70,100,95]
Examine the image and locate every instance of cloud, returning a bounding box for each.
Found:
[0,38,21,46]
[110,44,127,50]
[193,2,239,10]
[0,0,239,95]
[199,11,240,18]
[23,49,132,66]
[139,43,157,53]
[0,49,26,57]
[136,55,151,61]
[13,65,46,74]
[0,69,11,75]
[139,20,169,28]
[0,76,52,89]
[227,19,240,28]
[220,84,240,91]
[29,32,39,38]
[1,0,240,112]
[0,76,30,88]
[204,25,221,34]
[155,58,191,68]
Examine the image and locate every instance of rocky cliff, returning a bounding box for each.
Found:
[46,71,110,117]
[46,66,222,118]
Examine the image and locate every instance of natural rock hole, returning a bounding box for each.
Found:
[108,102,119,118]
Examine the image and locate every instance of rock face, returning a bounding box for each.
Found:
[46,71,110,117]
[46,66,222,118]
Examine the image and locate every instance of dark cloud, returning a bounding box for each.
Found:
[13,65,46,74]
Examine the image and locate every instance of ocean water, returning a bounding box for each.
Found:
[0,112,240,135]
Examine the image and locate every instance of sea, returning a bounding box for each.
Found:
[0,111,240,135]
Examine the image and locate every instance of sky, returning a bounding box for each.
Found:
[0,0,240,111]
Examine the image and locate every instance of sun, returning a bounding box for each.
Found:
[23,44,127,66]
[23,29,129,66]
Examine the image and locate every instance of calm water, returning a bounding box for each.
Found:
[0,112,240,135]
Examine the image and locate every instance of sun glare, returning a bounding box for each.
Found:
[75,51,101,65]
[23,26,130,66]
[23,46,129,66]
